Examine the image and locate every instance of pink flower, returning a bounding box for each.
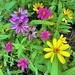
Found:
[40,30,51,40]
[37,8,52,20]
[5,42,12,52]
[10,19,29,34]
[10,7,28,22]
[24,26,37,40]
[17,58,30,71]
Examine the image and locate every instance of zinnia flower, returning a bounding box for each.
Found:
[37,8,52,20]
[44,38,70,64]
[40,30,51,40]
[63,8,73,19]
[33,3,44,13]
[10,19,29,34]
[17,58,30,71]
[10,7,28,22]
[24,26,37,40]
[5,42,12,52]
[59,34,67,44]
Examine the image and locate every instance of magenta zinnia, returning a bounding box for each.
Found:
[5,42,12,52]
[17,58,30,71]
[40,30,51,40]
[37,8,52,20]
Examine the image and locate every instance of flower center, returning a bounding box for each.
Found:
[16,12,21,17]
[42,12,46,16]
[8,46,10,48]
[44,34,46,37]
[53,48,60,53]
[18,22,22,26]
[29,31,32,34]
[22,62,25,66]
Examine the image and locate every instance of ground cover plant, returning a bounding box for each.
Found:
[0,0,75,75]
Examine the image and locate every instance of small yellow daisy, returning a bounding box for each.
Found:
[63,8,73,19]
[33,3,44,13]
[44,38,70,64]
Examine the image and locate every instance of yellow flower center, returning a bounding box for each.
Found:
[53,48,60,53]
[16,12,21,17]
[42,12,46,16]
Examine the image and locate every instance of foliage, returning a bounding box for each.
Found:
[0,0,75,75]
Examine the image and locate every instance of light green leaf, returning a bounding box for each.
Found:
[51,54,58,75]
[0,34,10,40]
[5,1,16,10]
[58,1,62,14]
[61,67,75,75]
[31,50,37,59]
[0,69,4,75]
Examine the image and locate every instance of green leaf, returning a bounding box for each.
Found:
[51,54,58,75]
[47,60,52,74]
[0,69,4,75]
[29,61,36,72]
[59,25,71,29]
[0,34,10,40]
[36,65,47,72]
[7,68,11,75]
[61,67,75,75]
[59,29,71,33]
[58,1,62,14]
[21,0,30,9]
[11,70,22,74]
[31,50,37,59]
[30,20,51,26]
[5,1,16,10]
[21,37,27,44]
[56,13,63,27]
[53,30,60,39]
[33,45,43,50]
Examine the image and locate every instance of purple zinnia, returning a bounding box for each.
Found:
[24,26,37,40]
[37,8,52,20]
[5,42,12,52]
[10,19,29,34]
[17,58,30,71]
[40,30,51,40]
[10,7,28,22]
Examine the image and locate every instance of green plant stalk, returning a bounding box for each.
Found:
[51,54,58,75]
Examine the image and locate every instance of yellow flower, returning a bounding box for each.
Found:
[48,15,54,19]
[51,22,55,25]
[33,3,44,13]
[62,18,68,23]
[59,34,67,43]
[63,8,73,19]
[44,38,70,64]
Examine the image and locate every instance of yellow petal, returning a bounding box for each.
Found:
[60,51,70,57]
[50,53,55,63]
[57,54,65,64]
[57,39,62,48]
[44,48,52,52]
[47,41,53,48]
[53,38,57,48]
[60,44,69,50]
[44,52,53,58]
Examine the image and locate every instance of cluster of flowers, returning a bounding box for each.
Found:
[44,34,70,64]
[5,2,73,71]
[10,7,37,40]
